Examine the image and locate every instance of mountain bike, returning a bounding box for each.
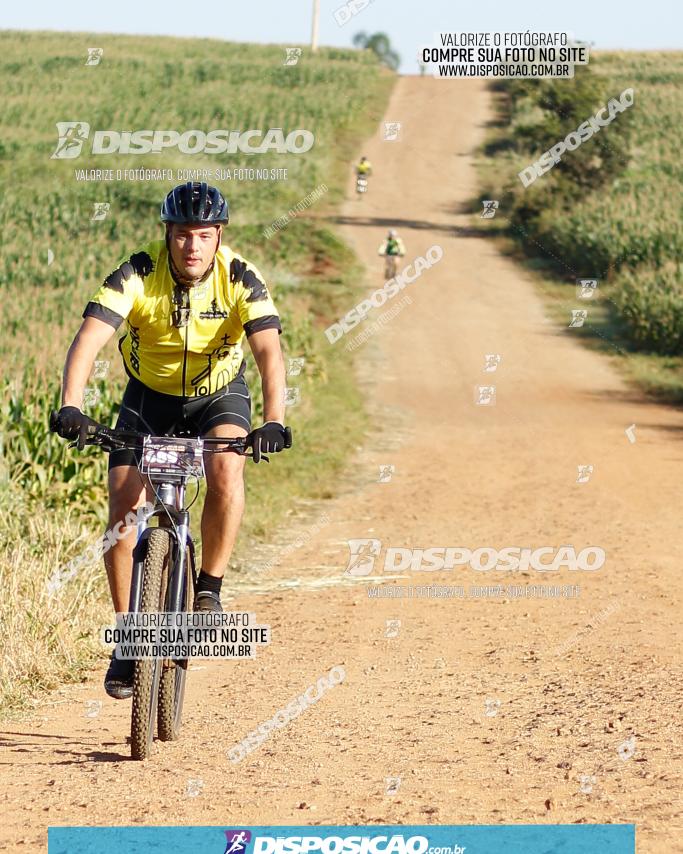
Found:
[48,412,291,760]
[383,255,403,279]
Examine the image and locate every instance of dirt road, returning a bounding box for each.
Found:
[2,77,682,853]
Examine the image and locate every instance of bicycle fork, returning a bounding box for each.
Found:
[128,483,194,614]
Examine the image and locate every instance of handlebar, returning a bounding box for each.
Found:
[48,410,293,461]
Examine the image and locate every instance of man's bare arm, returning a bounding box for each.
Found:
[61,317,118,408]
[247,328,286,424]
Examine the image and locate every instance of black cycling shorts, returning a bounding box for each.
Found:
[108,372,251,470]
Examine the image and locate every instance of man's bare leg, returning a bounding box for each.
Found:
[104,465,151,613]
[103,464,151,698]
[196,423,248,609]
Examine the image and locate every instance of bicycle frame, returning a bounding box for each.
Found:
[128,480,196,615]
[384,255,399,279]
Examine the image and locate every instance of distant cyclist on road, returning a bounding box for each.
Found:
[378,229,406,278]
[355,156,372,199]
[355,155,372,177]
[51,182,291,699]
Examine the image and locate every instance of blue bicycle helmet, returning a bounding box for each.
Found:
[161,182,229,224]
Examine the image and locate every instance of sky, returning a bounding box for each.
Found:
[2,0,682,73]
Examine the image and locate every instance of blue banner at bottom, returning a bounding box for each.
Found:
[48,824,635,854]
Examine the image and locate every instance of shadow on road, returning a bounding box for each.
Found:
[0,731,128,763]
[325,213,483,239]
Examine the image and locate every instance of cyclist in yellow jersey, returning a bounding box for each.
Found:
[356,155,372,177]
[51,182,291,698]
[82,238,279,397]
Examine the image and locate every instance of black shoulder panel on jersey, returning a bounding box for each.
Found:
[230,257,269,302]
[242,268,269,302]
[230,257,247,284]
[103,251,154,293]
[130,251,155,277]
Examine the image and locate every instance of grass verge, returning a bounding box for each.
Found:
[0,33,394,718]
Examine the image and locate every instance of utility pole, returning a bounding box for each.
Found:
[311,0,320,52]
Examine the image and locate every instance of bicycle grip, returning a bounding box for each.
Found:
[284,426,293,449]
[49,409,59,432]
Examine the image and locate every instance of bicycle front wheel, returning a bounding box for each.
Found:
[157,545,192,742]
[130,528,170,761]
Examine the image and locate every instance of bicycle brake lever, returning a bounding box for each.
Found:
[68,431,109,451]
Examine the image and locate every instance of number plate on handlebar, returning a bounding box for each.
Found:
[141,436,205,479]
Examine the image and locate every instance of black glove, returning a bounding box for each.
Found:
[51,406,98,450]
[246,421,291,463]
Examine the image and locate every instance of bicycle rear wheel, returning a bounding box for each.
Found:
[130,528,170,761]
[157,545,192,741]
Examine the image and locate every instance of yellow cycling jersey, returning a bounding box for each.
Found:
[356,160,372,175]
[83,239,281,398]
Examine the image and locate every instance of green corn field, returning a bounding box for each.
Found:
[0,31,393,714]
[484,51,683,357]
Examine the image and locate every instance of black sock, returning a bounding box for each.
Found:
[197,570,222,595]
